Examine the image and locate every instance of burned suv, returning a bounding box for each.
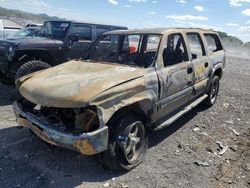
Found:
[13,28,225,171]
[0,20,126,84]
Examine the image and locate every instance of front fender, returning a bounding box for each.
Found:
[89,77,157,126]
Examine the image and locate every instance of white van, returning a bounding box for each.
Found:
[0,19,22,39]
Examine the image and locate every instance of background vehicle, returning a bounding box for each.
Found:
[13,28,225,171]
[0,20,127,84]
[0,18,22,39]
[6,26,41,39]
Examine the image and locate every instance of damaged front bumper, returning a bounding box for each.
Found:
[12,102,108,155]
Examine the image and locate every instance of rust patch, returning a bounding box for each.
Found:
[74,140,97,155]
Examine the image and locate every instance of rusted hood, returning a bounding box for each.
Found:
[19,60,145,107]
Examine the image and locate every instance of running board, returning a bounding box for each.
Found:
[154,94,208,131]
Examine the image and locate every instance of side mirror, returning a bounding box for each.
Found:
[69,34,79,42]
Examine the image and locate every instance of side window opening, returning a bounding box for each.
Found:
[163,33,188,67]
[89,34,161,68]
[204,34,223,53]
[187,33,206,59]
[71,24,92,41]
[122,35,140,53]
[143,35,161,67]
[120,35,141,65]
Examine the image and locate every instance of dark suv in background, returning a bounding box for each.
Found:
[0,20,127,84]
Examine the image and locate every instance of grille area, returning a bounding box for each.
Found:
[18,99,100,133]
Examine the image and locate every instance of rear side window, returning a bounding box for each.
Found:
[204,34,223,53]
[187,33,206,59]
[71,24,91,40]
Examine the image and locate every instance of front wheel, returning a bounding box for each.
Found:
[203,75,220,107]
[15,60,51,81]
[102,115,148,171]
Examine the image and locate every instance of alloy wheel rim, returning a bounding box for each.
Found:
[122,122,144,164]
[210,80,218,103]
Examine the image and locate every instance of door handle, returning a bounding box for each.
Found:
[187,67,193,74]
[204,62,209,68]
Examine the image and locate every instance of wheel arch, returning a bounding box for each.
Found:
[104,98,154,129]
[212,63,223,80]
[14,49,57,66]
[205,64,222,93]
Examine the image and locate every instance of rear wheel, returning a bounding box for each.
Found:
[102,115,148,171]
[15,60,51,81]
[203,75,220,107]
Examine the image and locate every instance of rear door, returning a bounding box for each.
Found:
[203,33,225,74]
[157,32,195,119]
[186,32,212,94]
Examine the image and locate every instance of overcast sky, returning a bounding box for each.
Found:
[0,0,250,42]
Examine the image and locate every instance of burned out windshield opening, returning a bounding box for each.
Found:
[88,34,161,68]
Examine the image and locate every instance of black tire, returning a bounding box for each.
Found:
[0,76,14,85]
[102,115,148,171]
[0,67,15,85]
[203,75,220,107]
[15,60,51,81]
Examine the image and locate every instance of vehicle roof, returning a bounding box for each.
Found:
[105,28,218,35]
[46,20,127,29]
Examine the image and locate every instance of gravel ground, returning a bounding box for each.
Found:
[0,54,249,188]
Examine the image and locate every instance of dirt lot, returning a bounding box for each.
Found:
[0,54,249,188]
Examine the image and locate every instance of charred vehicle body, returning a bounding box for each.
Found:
[13,28,225,171]
[0,20,127,84]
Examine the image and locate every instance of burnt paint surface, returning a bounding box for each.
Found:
[19,60,157,125]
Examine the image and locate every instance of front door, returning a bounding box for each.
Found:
[157,33,194,119]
